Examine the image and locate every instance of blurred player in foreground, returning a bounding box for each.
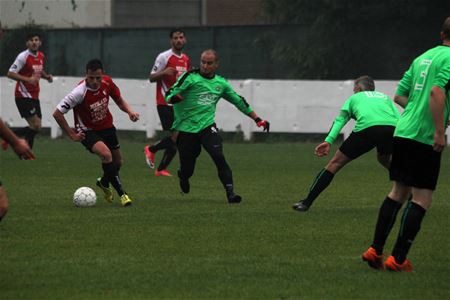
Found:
[0,118,35,222]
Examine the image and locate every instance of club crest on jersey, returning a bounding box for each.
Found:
[215,86,221,92]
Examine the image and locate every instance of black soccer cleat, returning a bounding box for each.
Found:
[177,170,190,194]
[227,193,242,204]
[292,200,310,212]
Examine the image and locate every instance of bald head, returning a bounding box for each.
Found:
[201,49,219,62]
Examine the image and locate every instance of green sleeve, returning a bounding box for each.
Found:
[324,99,351,144]
[396,65,413,97]
[221,82,253,115]
[165,72,193,103]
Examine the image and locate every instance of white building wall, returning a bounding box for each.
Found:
[1,0,111,28]
[3,76,446,143]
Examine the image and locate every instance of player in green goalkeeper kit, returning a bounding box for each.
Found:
[165,49,270,203]
[293,75,400,211]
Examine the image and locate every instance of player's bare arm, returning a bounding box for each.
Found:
[6,71,39,86]
[0,118,35,160]
[113,97,140,122]
[429,86,446,152]
[41,70,53,83]
[149,67,177,82]
[52,109,85,142]
[394,95,408,108]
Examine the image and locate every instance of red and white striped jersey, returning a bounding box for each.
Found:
[9,49,46,99]
[151,49,190,105]
[56,75,121,132]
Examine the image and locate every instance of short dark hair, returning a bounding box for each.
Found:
[442,17,450,39]
[170,28,185,38]
[354,75,375,91]
[86,59,103,72]
[26,33,41,41]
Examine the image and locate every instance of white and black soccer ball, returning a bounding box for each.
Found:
[73,187,97,207]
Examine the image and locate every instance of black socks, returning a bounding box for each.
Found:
[101,162,125,196]
[371,197,402,255]
[392,201,426,263]
[302,169,335,207]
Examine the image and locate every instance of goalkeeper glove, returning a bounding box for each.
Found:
[255,117,270,132]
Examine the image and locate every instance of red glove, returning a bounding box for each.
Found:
[255,118,270,132]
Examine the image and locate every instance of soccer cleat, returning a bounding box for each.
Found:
[227,193,242,204]
[292,200,310,212]
[362,247,384,270]
[144,145,155,169]
[155,169,172,177]
[178,170,190,194]
[384,256,413,272]
[96,177,113,203]
[1,139,8,150]
[120,194,133,207]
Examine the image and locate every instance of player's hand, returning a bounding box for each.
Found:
[129,111,140,122]
[315,142,331,157]
[255,118,270,132]
[46,74,53,83]
[28,76,39,86]
[70,131,85,142]
[164,67,177,76]
[12,138,35,160]
[432,132,445,152]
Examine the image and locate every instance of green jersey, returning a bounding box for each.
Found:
[325,91,400,144]
[395,45,450,145]
[165,71,253,133]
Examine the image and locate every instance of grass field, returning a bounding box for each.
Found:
[1,137,449,299]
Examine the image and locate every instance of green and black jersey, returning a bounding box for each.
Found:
[325,91,400,144]
[165,70,253,133]
[395,45,450,145]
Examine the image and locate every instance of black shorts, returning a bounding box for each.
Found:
[15,98,42,119]
[157,105,174,131]
[389,137,441,190]
[339,125,395,159]
[81,127,120,153]
[177,124,223,158]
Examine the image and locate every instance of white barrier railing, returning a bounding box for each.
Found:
[1,77,448,143]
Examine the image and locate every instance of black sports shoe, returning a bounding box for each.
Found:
[227,193,242,204]
[177,170,190,194]
[292,200,309,212]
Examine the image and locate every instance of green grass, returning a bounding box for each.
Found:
[1,137,449,299]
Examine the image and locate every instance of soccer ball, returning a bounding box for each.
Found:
[73,187,97,207]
